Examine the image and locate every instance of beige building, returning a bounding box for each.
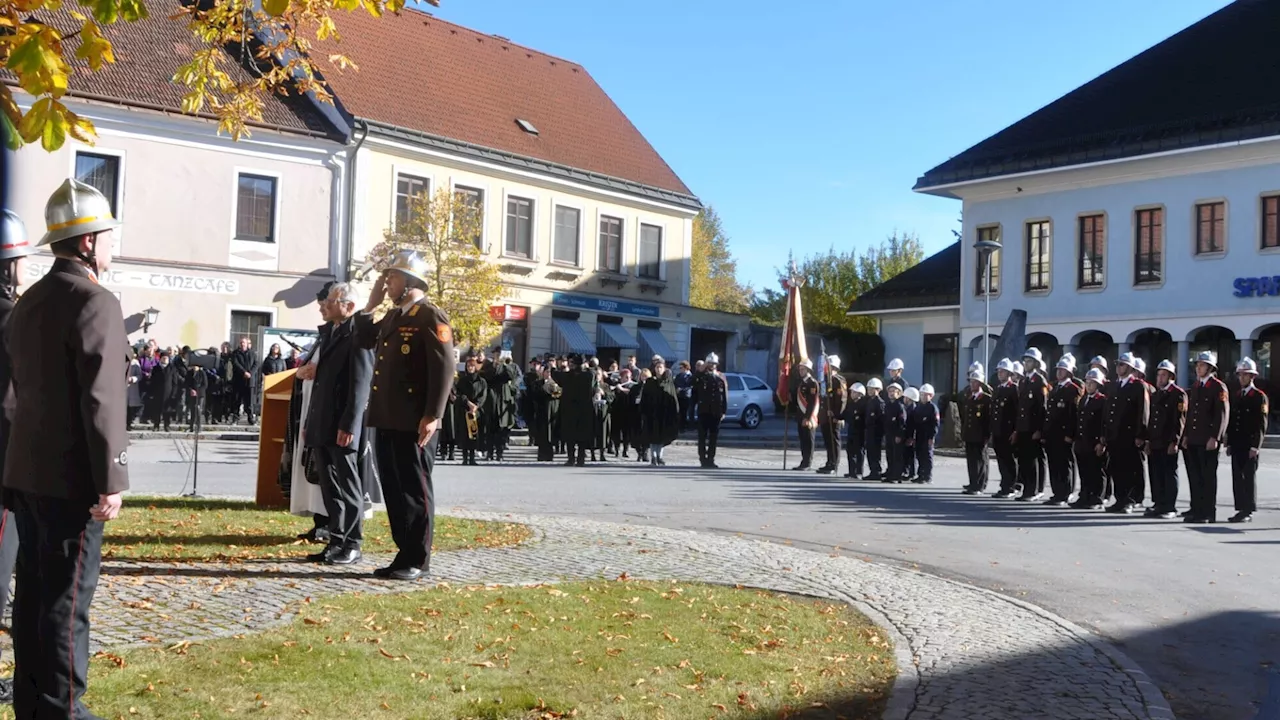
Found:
[325,8,703,367]
[6,0,347,350]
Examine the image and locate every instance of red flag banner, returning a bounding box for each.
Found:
[776,274,808,406]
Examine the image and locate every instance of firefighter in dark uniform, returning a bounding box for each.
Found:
[4,180,129,718]
[885,358,911,477]
[1088,356,1111,394]
[1226,357,1267,523]
[1181,351,1228,524]
[1102,352,1149,514]
[863,378,885,481]
[961,370,993,494]
[817,355,848,475]
[695,353,728,469]
[883,383,908,483]
[1145,359,1186,519]
[1072,368,1109,509]
[990,359,1020,498]
[792,360,820,470]
[1043,354,1082,506]
[844,382,866,479]
[1015,348,1050,501]
[354,250,454,581]
[910,384,940,484]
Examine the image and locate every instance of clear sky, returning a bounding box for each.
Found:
[430,0,1233,291]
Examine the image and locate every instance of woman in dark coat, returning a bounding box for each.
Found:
[262,343,289,376]
[146,351,184,431]
[609,368,638,458]
[438,381,458,462]
[453,356,488,466]
[638,355,680,466]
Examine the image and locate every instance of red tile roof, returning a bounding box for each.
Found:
[318,8,693,197]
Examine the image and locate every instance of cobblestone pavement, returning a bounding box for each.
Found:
[72,511,1172,720]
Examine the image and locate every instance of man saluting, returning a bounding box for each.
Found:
[354,250,454,581]
[5,179,129,718]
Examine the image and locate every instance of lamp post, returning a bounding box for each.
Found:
[974,238,1002,372]
[142,306,160,335]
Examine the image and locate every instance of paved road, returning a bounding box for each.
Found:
[129,438,1280,720]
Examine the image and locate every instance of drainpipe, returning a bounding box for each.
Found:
[342,119,370,281]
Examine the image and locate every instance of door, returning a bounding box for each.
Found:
[725,374,746,417]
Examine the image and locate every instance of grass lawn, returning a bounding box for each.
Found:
[103,496,531,563]
[83,581,896,720]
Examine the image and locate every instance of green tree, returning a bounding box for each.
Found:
[688,205,751,314]
[748,287,787,326]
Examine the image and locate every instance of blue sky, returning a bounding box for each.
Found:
[433,0,1232,290]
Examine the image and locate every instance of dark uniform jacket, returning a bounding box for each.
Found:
[185,364,209,398]
[231,347,258,388]
[992,380,1019,441]
[887,375,909,392]
[1104,375,1150,444]
[820,374,848,425]
[864,394,885,439]
[1227,385,1269,451]
[961,388,991,443]
[4,260,129,500]
[452,371,488,443]
[0,295,16,475]
[1148,383,1187,451]
[1185,375,1229,446]
[884,397,907,440]
[846,394,866,434]
[304,316,374,450]
[694,371,728,418]
[1017,370,1049,435]
[353,298,454,433]
[554,367,597,445]
[1045,378,1083,442]
[796,374,820,422]
[911,401,940,444]
[1074,392,1107,454]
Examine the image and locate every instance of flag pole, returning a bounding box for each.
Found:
[782,348,791,470]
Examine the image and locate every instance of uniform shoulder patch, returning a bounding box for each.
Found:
[436,323,453,344]
[408,305,421,317]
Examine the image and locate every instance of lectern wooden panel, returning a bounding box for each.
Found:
[256,369,297,509]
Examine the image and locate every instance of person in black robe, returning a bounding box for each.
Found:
[438,381,458,462]
[529,368,561,461]
[609,368,638,458]
[638,355,680,466]
[146,352,183,431]
[453,356,488,466]
[590,368,613,461]
[554,354,598,466]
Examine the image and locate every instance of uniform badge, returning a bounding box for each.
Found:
[1177,402,1186,412]
[408,305,421,317]
[437,324,453,343]
[401,344,411,355]
[115,451,128,466]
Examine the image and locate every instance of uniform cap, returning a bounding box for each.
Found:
[1090,356,1108,370]
[1055,355,1077,372]
[1011,361,1024,376]
[850,382,866,394]
[386,249,429,285]
[919,383,935,395]
[887,358,904,371]
[1116,351,1137,370]
[39,178,121,247]
[866,377,883,390]
[1023,347,1044,363]
[705,352,719,365]
[968,360,984,374]
[0,210,35,261]
[1156,359,1176,375]
[799,359,813,370]
[1085,368,1107,384]
[1195,351,1217,368]
[996,358,1015,373]
[1237,356,1259,375]
[968,370,986,382]
[1132,357,1147,376]
[904,387,920,402]
[827,354,841,370]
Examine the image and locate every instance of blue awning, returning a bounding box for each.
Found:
[596,322,639,349]
[637,327,676,364]
[552,317,597,356]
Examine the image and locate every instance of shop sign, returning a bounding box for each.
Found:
[1233,276,1280,298]
[26,262,241,295]
[551,292,659,318]
[489,304,528,322]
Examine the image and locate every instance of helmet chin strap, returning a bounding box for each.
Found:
[74,233,100,278]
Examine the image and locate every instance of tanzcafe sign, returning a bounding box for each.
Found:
[25,262,241,295]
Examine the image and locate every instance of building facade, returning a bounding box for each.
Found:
[915,1,1280,388]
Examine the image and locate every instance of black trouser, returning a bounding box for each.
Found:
[373,429,436,571]
[1183,444,1219,520]
[1231,448,1258,514]
[1147,448,1180,512]
[697,415,720,464]
[903,443,916,478]
[796,420,815,466]
[0,507,16,630]
[865,433,883,478]
[1046,438,1076,500]
[992,436,1017,492]
[846,424,864,476]
[1109,442,1145,506]
[565,444,586,464]
[315,444,364,549]
[677,395,692,431]
[964,441,988,490]
[1076,445,1105,503]
[886,435,904,480]
[1017,434,1047,497]
[914,436,933,481]
[233,383,254,422]
[9,491,103,719]
[819,420,841,471]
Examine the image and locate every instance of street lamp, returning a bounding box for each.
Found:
[974,238,1002,372]
[142,306,160,335]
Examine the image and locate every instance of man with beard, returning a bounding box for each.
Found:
[1102,353,1149,514]
[453,355,488,466]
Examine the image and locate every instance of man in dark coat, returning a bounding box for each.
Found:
[231,336,259,424]
[1015,348,1050,502]
[281,284,333,542]
[5,179,129,719]
[695,354,728,469]
[961,371,993,494]
[610,368,638,458]
[1103,353,1150,514]
[1072,369,1110,509]
[638,356,680,465]
[990,359,1021,498]
[146,351,183,432]
[555,354,597,467]
[1145,359,1186,519]
[483,354,519,461]
[1044,354,1083,505]
[303,282,374,565]
[1181,351,1229,524]
[1226,358,1267,524]
[184,354,209,433]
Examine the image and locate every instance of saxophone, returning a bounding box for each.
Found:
[466,406,479,440]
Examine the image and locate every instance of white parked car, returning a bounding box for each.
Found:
[722,373,772,429]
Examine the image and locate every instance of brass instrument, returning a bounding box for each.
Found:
[466,408,479,440]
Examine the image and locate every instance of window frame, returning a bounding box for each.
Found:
[636,221,664,281]
[1133,205,1165,288]
[70,146,126,251]
[1261,193,1280,252]
[232,171,280,244]
[596,212,626,274]
[450,181,487,251]
[501,192,537,261]
[227,305,277,350]
[974,224,1002,298]
[1023,219,1052,294]
[1076,212,1106,291]
[391,171,431,232]
[550,201,585,268]
[1192,199,1227,257]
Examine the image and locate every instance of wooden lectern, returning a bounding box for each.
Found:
[256,369,297,508]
